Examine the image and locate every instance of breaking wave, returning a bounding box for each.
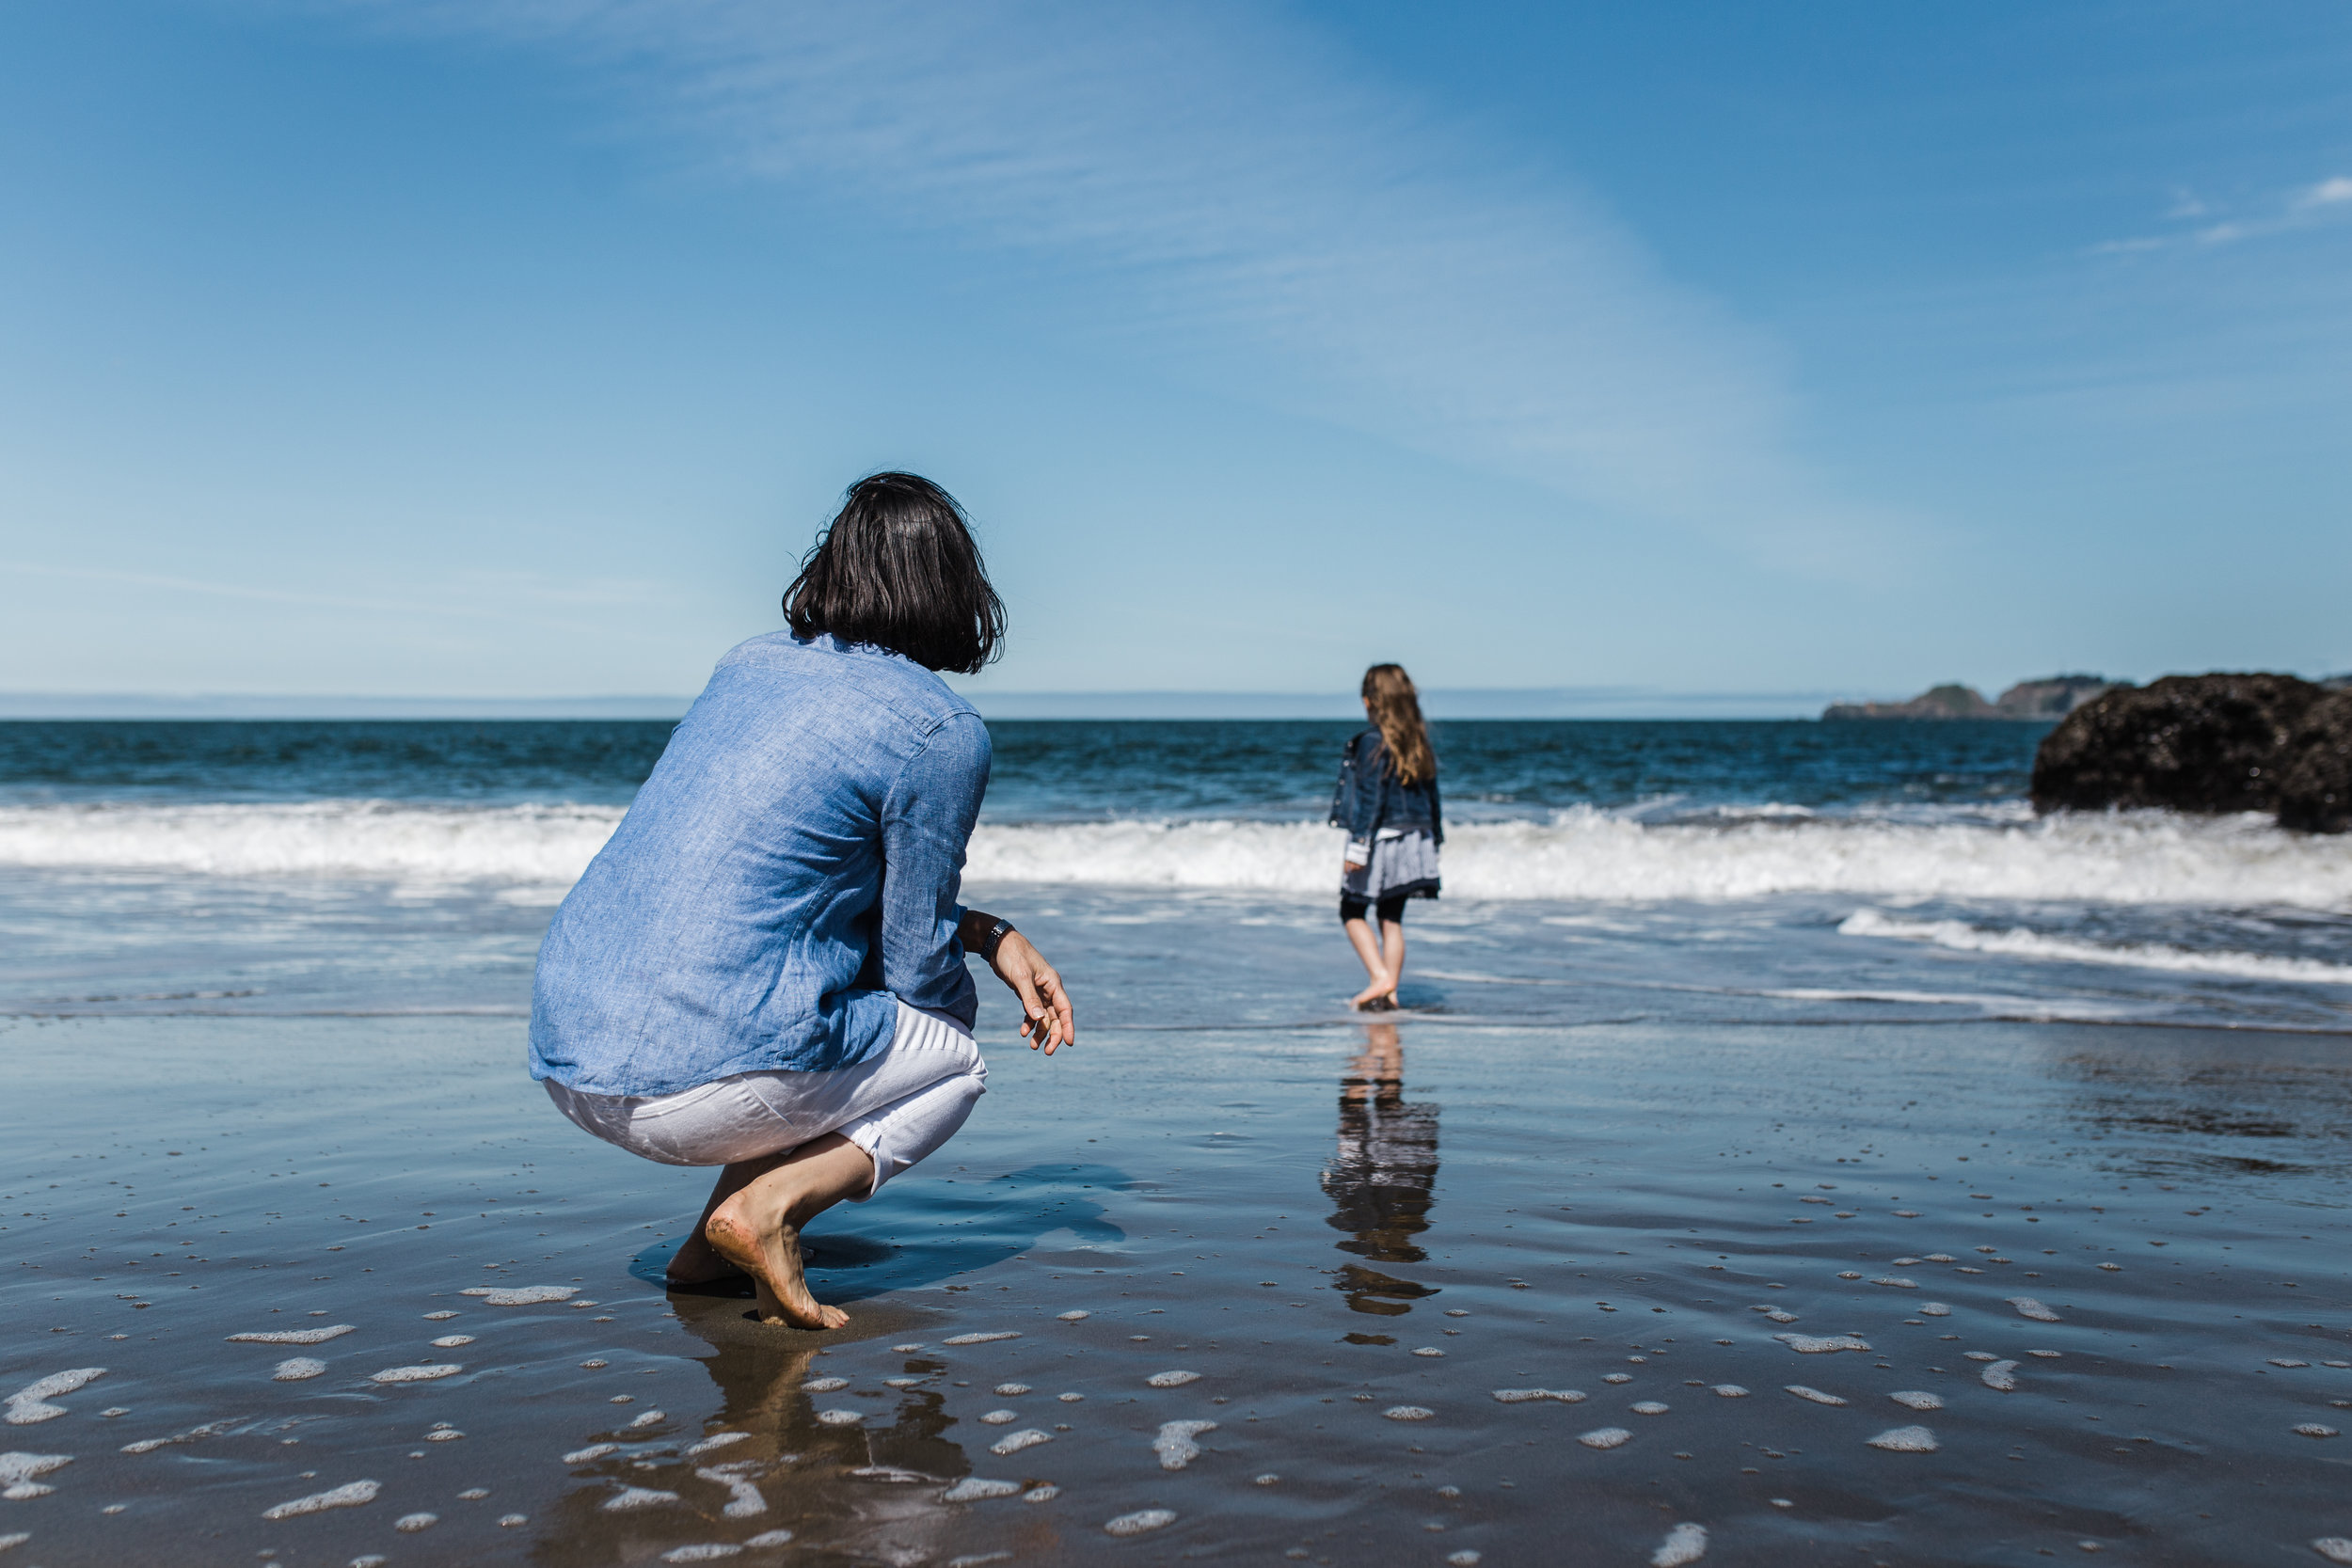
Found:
[0,800,625,883]
[1836,908,2352,985]
[966,808,2352,910]
[1,800,2347,910]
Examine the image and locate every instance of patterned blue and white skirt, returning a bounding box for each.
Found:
[1342,829,1441,904]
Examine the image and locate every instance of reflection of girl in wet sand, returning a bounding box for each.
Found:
[529,474,1074,1331]
[1330,664,1442,1010]
[1323,1022,1441,1317]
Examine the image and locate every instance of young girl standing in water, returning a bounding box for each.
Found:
[1330,663,1442,1010]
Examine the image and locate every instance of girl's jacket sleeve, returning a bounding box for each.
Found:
[1328,731,1382,862]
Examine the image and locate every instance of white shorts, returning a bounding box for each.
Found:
[543,1002,986,1198]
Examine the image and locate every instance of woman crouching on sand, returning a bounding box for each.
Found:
[528,472,1073,1330]
[1331,663,1442,1010]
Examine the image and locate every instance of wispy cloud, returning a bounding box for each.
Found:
[2092,173,2352,254]
[317,0,1909,571]
[2296,176,2352,210]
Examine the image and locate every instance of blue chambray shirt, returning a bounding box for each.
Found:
[529,632,988,1098]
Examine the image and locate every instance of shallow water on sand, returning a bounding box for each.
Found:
[7,1002,2352,1567]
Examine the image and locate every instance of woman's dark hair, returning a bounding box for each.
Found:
[783,472,1005,673]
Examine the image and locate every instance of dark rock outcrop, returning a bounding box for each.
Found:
[2276,690,2352,833]
[2030,673,2326,817]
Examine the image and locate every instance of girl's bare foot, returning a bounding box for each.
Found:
[1349,977,1396,1010]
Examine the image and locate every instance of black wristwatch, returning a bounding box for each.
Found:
[973,915,1015,964]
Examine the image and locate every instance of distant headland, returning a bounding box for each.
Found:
[1822,674,2123,721]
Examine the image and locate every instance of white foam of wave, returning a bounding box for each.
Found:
[967,808,2352,910]
[1759,989,2139,1021]
[1840,909,2352,986]
[0,801,621,884]
[4,800,2350,911]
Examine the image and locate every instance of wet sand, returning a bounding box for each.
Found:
[7,1006,2352,1567]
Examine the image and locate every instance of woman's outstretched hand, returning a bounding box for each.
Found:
[988,929,1074,1054]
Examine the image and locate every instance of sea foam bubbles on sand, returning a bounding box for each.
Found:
[1154,1420,1216,1469]
[5,1370,106,1425]
[460,1286,575,1306]
[228,1326,353,1345]
[1867,1426,1939,1452]
[1104,1510,1176,1537]
[0,1454,72,1500]
[942,1478,1024,1502]
[1651,1523,1708,1566]
[262,1480,378,1519]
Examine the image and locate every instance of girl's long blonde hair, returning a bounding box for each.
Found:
[1361,664,1435,786]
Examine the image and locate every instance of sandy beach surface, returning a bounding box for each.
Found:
[8,971,2351,1564]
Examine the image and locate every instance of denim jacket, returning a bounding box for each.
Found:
[1328,726,1442,862]
[529,632,988,1098]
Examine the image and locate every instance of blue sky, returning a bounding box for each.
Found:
[2,1,2348,711]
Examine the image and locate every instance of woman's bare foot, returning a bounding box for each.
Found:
[698,1133,873,1330]
[663,1231,747,1286]
[1349,976,1396,1010]
[704,1198,848,1329]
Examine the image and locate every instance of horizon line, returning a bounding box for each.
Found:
[0,686,1872,721]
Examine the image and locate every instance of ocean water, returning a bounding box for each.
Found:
[1,719,2347,1027]
[7,719,2352,1566]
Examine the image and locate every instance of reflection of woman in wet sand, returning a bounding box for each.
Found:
[541,1301,974,1559]
[530,474,1074,1330]
[1322,1022,1441,1318]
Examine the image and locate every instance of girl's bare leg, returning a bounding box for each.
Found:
[702,1132,875,1329]
[1344,915,1394,1008]
[1377,918,1406,1004]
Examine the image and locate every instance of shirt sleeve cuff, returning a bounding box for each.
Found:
[1345,838,1372,862]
